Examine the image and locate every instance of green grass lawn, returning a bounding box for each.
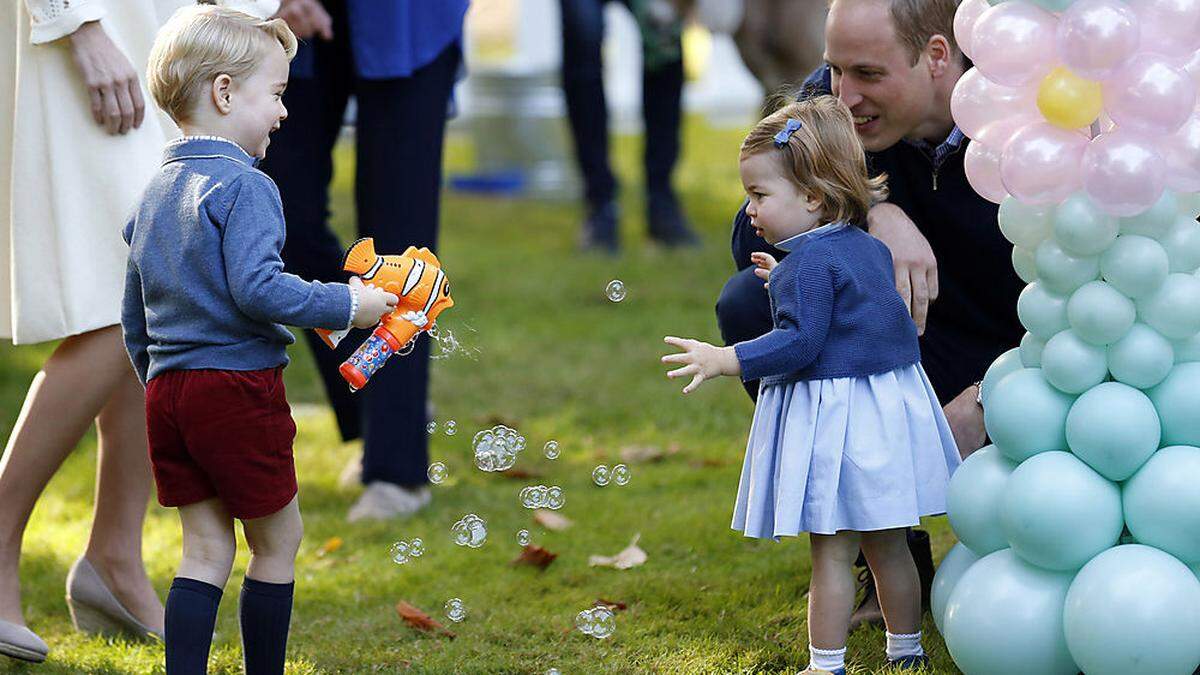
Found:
[0,118,960,674]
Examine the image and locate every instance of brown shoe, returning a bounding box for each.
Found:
[849,566,884,631]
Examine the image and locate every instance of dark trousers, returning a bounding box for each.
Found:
[258,2,460,487]
[559,0,684,209]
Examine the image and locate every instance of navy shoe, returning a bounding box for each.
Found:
[579,202,619,254]
[647,192,699,248]
[888,654,929,670]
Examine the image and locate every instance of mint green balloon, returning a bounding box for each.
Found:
[1121,189,1178,239]
[1054,193,1118,257]
[1000,196,1053,249]
[943,549,1078,675]
[981,348,1023,407]
[1018,282,1069,340]
[1020,332,1045,367]
[1041,330,1107,394]
[1174,333,1200,362]
[1138,273,1200,339]
[1179,192,1200,221]
[985,368,1073,462]
[1161,215,1200,273]
[932,543,981,635]
[1107,323,1174,389]
[947,445,1017,556]
[1000,451,1122,571]
[1065,382,1161,481]
[1064,545,1200,675]
[1100,235,1169,299]
[1066,280,1135,345]
[1035,239,1100,295]
[1012,246,1038,283]
[1124,446,1200,564]
[1148,363,1200,446]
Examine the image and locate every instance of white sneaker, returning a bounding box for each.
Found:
[347,482,431,522]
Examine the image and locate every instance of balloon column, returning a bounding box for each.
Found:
[938,1,1200,673]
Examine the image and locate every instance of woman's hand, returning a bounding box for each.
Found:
[751,252,777,288]
[68,21,144,135]
[661,336,741,394]
[275,0,333,40]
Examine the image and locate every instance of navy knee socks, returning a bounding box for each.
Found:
[239,578,295,675]
[165,577,222,675]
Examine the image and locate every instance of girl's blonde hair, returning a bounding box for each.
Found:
[740,96,888,226]
[148,4,297,124]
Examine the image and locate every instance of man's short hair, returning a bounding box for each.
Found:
[147,4,297,124]
[829,0,962,66]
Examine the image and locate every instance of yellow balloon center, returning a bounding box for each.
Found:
[1037,66,1103,130]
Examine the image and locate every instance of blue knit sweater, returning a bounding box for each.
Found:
[121,137,353,385]
[733,223,921,385]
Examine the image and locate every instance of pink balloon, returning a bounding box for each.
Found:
[1057,0,1140,80]
[976,114,1041,148]
[1159,107,1200,192]
[971,1,1058,86]
[965,139,1009,204]
[1104,53,1196,135]
[1000,122,1088,204]
[1178,48,1200,88]
[1082,131,1166,216]
[955,0,991,59]
[1135,0,1200,58]
[951,68,1037,140]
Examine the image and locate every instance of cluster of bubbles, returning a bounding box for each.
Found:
[444,597,467,623]
[517,529,531,546]
[427,462,448,484]
[606,279,627,303]
[444,420,457,436]
[543,440,561,460]
[388,538,425,565]
[472,425,527,472]
[426,421,438,435]
[574,606,616,639]
[450,513,488,548]
[519,485,565,510]
[592,464,631,487]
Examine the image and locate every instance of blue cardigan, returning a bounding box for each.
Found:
[121,137,353,385]
[734,223,921,385]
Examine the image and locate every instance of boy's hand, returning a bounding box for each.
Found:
[350,277,398,329]
[661,336,741,394]
[751,252,777,288]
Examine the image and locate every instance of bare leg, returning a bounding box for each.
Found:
[242,497,303,584]
[84,365,163,632]
[0,326,132,625]
[861,528,922,635]
[176,499,236,588]
[807,531,862,649]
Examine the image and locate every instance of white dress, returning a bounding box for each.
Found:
[1,0,278,344]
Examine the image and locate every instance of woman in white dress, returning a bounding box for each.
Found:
[0,0,196,663]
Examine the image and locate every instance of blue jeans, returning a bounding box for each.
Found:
[559,0,684,209]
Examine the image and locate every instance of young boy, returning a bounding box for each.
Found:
[121,5,397,673]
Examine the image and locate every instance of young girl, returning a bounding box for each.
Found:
[662,97,960,674]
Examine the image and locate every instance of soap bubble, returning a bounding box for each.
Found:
[544,440,560,459]
[517,529,531,546]
[473,425,526,472]
[388,540,411,565]
[606,279,627,302]
[575,606,616,639]
[575,609,597,635]
[451,513,487,548]
[409,538,424,557]
[547,670,561,675]
[593,465,612,486]
[426,421,437,435]
[546,485,565,510]
[612,464,631,486]
[444,420,457,436]
[444,598,467,623]
[427,462,447,484]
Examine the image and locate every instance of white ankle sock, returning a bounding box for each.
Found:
[809,645,846,671]
[885,631,924,660]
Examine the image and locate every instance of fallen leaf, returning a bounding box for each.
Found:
[500,468,540,480]
[594,598,627,611]
[688,458,727,469]
[316,536,343,558]
[395,601,455,639]
[533,509,573,531]
[511,544,558,569]
[588,534,647,570]
[619,444,679,464]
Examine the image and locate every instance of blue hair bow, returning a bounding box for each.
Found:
[773,119,803,148]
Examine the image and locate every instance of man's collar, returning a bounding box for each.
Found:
[163,135,257,167]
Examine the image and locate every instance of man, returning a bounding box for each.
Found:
[715,0,1024,627]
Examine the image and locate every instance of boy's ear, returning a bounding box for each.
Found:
[804,192,823,213]
[211,74,234,115]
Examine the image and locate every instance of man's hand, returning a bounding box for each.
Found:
[945,384,986,459]
[275,0,333,40]
[751,252,778,288]
[661,336,741,394]
[868,202,938,335]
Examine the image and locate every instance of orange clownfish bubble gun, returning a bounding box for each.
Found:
[314,238,454,391]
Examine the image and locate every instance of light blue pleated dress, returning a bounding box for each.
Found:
[731,226,962,540]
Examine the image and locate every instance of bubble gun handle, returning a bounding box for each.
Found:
[338,326,402,391]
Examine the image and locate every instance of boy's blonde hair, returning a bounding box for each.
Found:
[148,4,297,124]
[740,97,888,226]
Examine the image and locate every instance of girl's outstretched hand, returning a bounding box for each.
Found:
[751,252,777,288]
[661,336,741,394]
